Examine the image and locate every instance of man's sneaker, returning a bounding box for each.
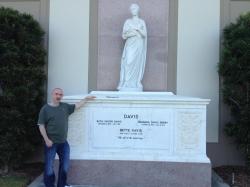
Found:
[65,185,72,187]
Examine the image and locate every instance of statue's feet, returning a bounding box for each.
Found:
[138,82,143,89]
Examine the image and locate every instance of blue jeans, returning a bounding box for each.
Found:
[44,141,70,187]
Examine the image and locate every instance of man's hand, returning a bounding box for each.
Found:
[75,95,96,110]
[85,95,96,101]
[45,139,53,148]
[38,125,53,147]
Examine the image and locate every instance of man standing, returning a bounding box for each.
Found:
[37,88,95,187]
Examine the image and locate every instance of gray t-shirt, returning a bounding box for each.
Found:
[37,102,75,143]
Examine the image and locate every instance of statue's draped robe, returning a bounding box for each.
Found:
[117,18,147,91]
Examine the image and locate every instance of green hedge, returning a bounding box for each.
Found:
[219,12,250,168]
[0,7,46,172]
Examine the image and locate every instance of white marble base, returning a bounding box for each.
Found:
[62,91,210,163]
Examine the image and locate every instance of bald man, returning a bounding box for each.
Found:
[37,88,95,187]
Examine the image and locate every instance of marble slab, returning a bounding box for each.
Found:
[62,91,210,163]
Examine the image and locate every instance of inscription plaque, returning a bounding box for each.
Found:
[89,107,173,150]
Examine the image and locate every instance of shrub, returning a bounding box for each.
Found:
[0,7,46,173]
[219,12,250,168]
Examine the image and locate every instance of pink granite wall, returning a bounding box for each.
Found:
[65,160,211,187]
[97,0,169,91]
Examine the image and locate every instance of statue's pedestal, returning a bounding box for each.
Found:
[61,91,211,187]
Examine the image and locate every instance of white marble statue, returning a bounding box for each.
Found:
[117,4,147,92]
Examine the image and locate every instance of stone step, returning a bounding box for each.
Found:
[27,175,130,187]
[28,172,215,187]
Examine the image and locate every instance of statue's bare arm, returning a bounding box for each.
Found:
[123,30,138,39]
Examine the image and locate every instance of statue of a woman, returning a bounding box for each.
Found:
[117,4,147,92]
